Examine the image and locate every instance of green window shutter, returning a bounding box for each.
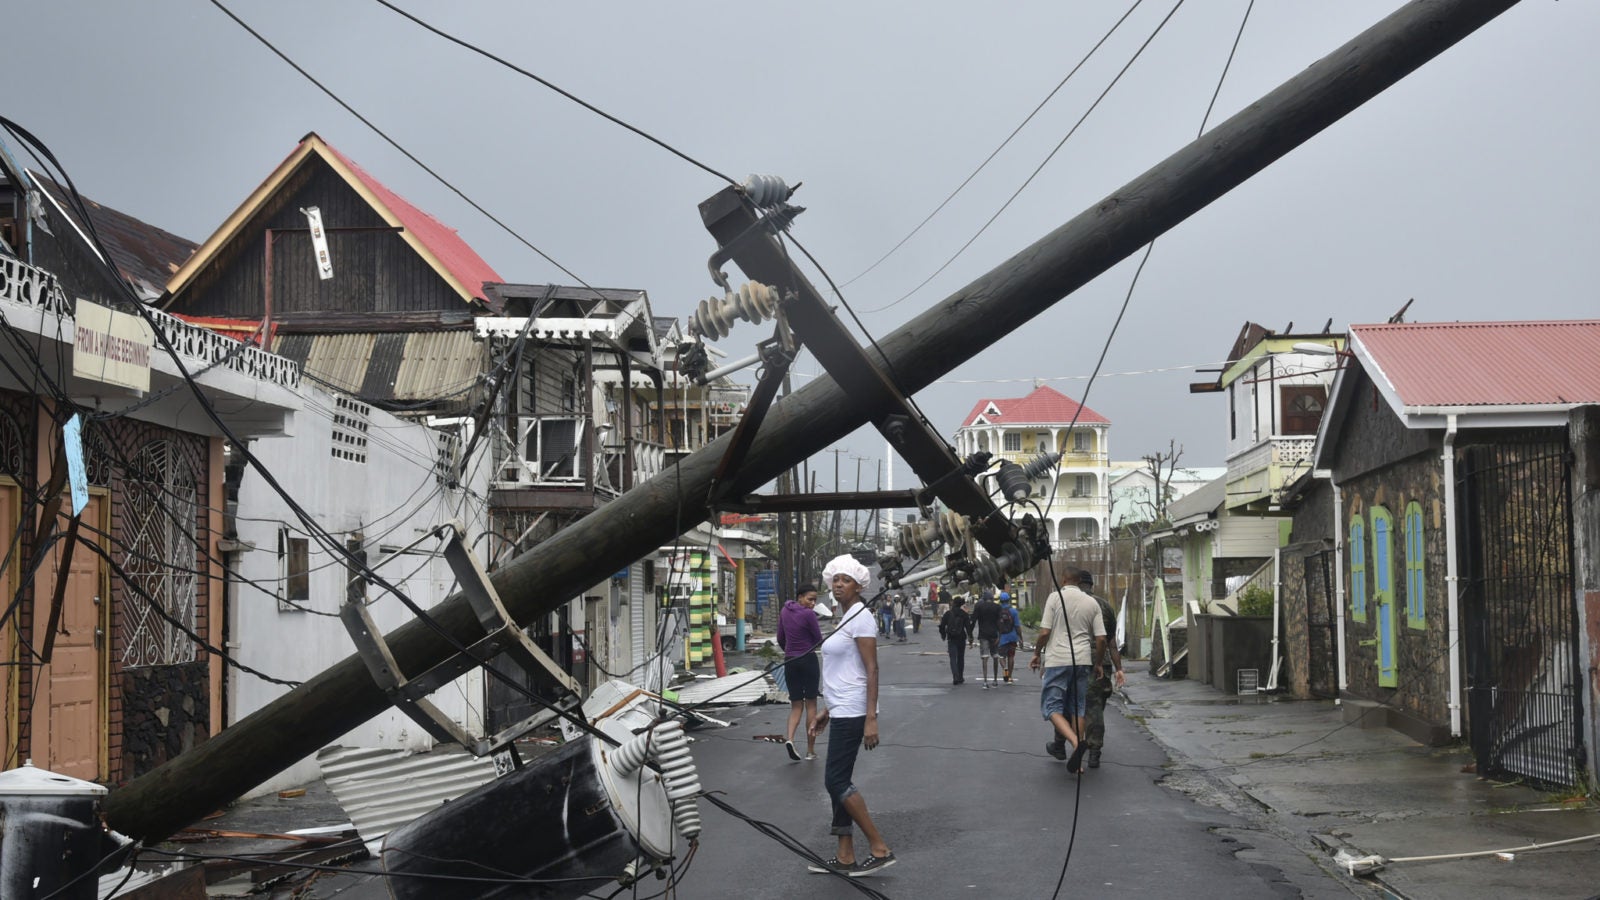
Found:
[1404,502,1426,629]
[1371,506,1397,688]
[1349,517,1367,623]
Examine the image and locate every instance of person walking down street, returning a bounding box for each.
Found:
[806,554,896,877]
[939,596,972,684]
[776,583,824,762]
[890,593,909,643]
[877,597,894,638]
[971,589,1002,689]
[909,592,924,634]
[996,592,1021,684]
[1078,572,1125,769]
[1029,565,1105,774]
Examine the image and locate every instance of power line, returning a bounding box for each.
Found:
[840,0,1149,288]
[862,0,1189,316]
[367,0,737,188]
[204,0,606,295]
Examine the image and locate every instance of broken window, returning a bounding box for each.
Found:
[280,528,310,610]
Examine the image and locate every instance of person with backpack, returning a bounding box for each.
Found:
[970,589,1003,689]
[938,595,972,685]
[996,592,1020,684]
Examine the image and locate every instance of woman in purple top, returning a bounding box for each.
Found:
[776,583,824,761]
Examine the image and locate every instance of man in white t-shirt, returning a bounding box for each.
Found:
[1028,564,1105,774]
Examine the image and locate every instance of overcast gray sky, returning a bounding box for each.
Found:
[9,1,1597,489]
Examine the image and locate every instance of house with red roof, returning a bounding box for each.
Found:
[1291,319,1600,790]
[157,133,706,746]
[954,384,1110,545]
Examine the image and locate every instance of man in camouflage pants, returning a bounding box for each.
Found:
[1078,570,1125,769]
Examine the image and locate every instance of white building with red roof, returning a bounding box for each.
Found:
[954,384,1111,544]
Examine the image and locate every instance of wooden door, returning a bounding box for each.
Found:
[32,496,106,781]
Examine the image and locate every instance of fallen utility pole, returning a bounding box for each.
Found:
[105,0,1522,842]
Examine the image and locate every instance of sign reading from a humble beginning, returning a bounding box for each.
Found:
[73,298,154,392]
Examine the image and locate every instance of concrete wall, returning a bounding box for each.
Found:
[230,385,490,795]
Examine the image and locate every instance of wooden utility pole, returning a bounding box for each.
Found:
[104,0,1524,842]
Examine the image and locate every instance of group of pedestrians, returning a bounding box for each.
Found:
[770,555,1125,878]
[937,588,1022,687]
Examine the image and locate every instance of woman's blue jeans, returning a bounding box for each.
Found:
[824,715,866,834]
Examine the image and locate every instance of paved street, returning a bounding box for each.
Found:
[675,636,1362,898]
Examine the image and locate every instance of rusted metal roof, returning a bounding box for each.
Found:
[960,384,1109,428]
[31,172,197,301]
[1352,320,1600,409]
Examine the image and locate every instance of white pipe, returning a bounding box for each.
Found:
[1267,545,1283,691]
[1323,470,1348,695]
[1443,414,1462,737]
[699,352,760,383]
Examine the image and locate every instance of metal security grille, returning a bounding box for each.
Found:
[1458,432,1582,789]
[120,439,200,667]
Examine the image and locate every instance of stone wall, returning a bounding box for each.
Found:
[119,662,209,781]
[1340,450,1453,736]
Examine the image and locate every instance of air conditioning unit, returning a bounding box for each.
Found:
[521,416,587,483]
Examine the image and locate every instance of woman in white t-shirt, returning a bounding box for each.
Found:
[806,554,896,876]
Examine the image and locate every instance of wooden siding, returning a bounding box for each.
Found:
[170,162,468,320]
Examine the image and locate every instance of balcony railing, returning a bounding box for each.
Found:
[1,256,301,390]
[1225,435,1315,507]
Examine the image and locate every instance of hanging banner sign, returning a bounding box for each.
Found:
[63,413,89,516]
[73,299,153,392]
[304,206,334,280]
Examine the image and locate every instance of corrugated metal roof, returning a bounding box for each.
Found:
[1353,320,1600,408]
[317,745,497,852]
[392,330,485,402]
[671,670,779,706]
[270,330,484,408]
[286,331,375,394]
[960,384,1109,428]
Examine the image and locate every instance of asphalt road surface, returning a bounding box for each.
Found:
[671,635,1361,899]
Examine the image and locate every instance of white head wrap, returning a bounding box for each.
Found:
[821,554,872,592]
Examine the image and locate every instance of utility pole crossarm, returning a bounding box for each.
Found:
[699,188,1017,558]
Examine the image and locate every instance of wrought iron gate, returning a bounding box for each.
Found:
[1458,432,1583,788]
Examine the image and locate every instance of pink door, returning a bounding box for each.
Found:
[32,497,106,781]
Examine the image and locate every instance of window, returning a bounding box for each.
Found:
[1003,432,1022,452]
[1349,515,1367,622]
[561,375,577,412]
[1229,384,1237,441]
[280,528,310,610]
[1280,386,1328,436]
[1073,474,1092,498]
[1404,501,1426,628]
[345,537,367,605]
[1072,431,1089,452]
